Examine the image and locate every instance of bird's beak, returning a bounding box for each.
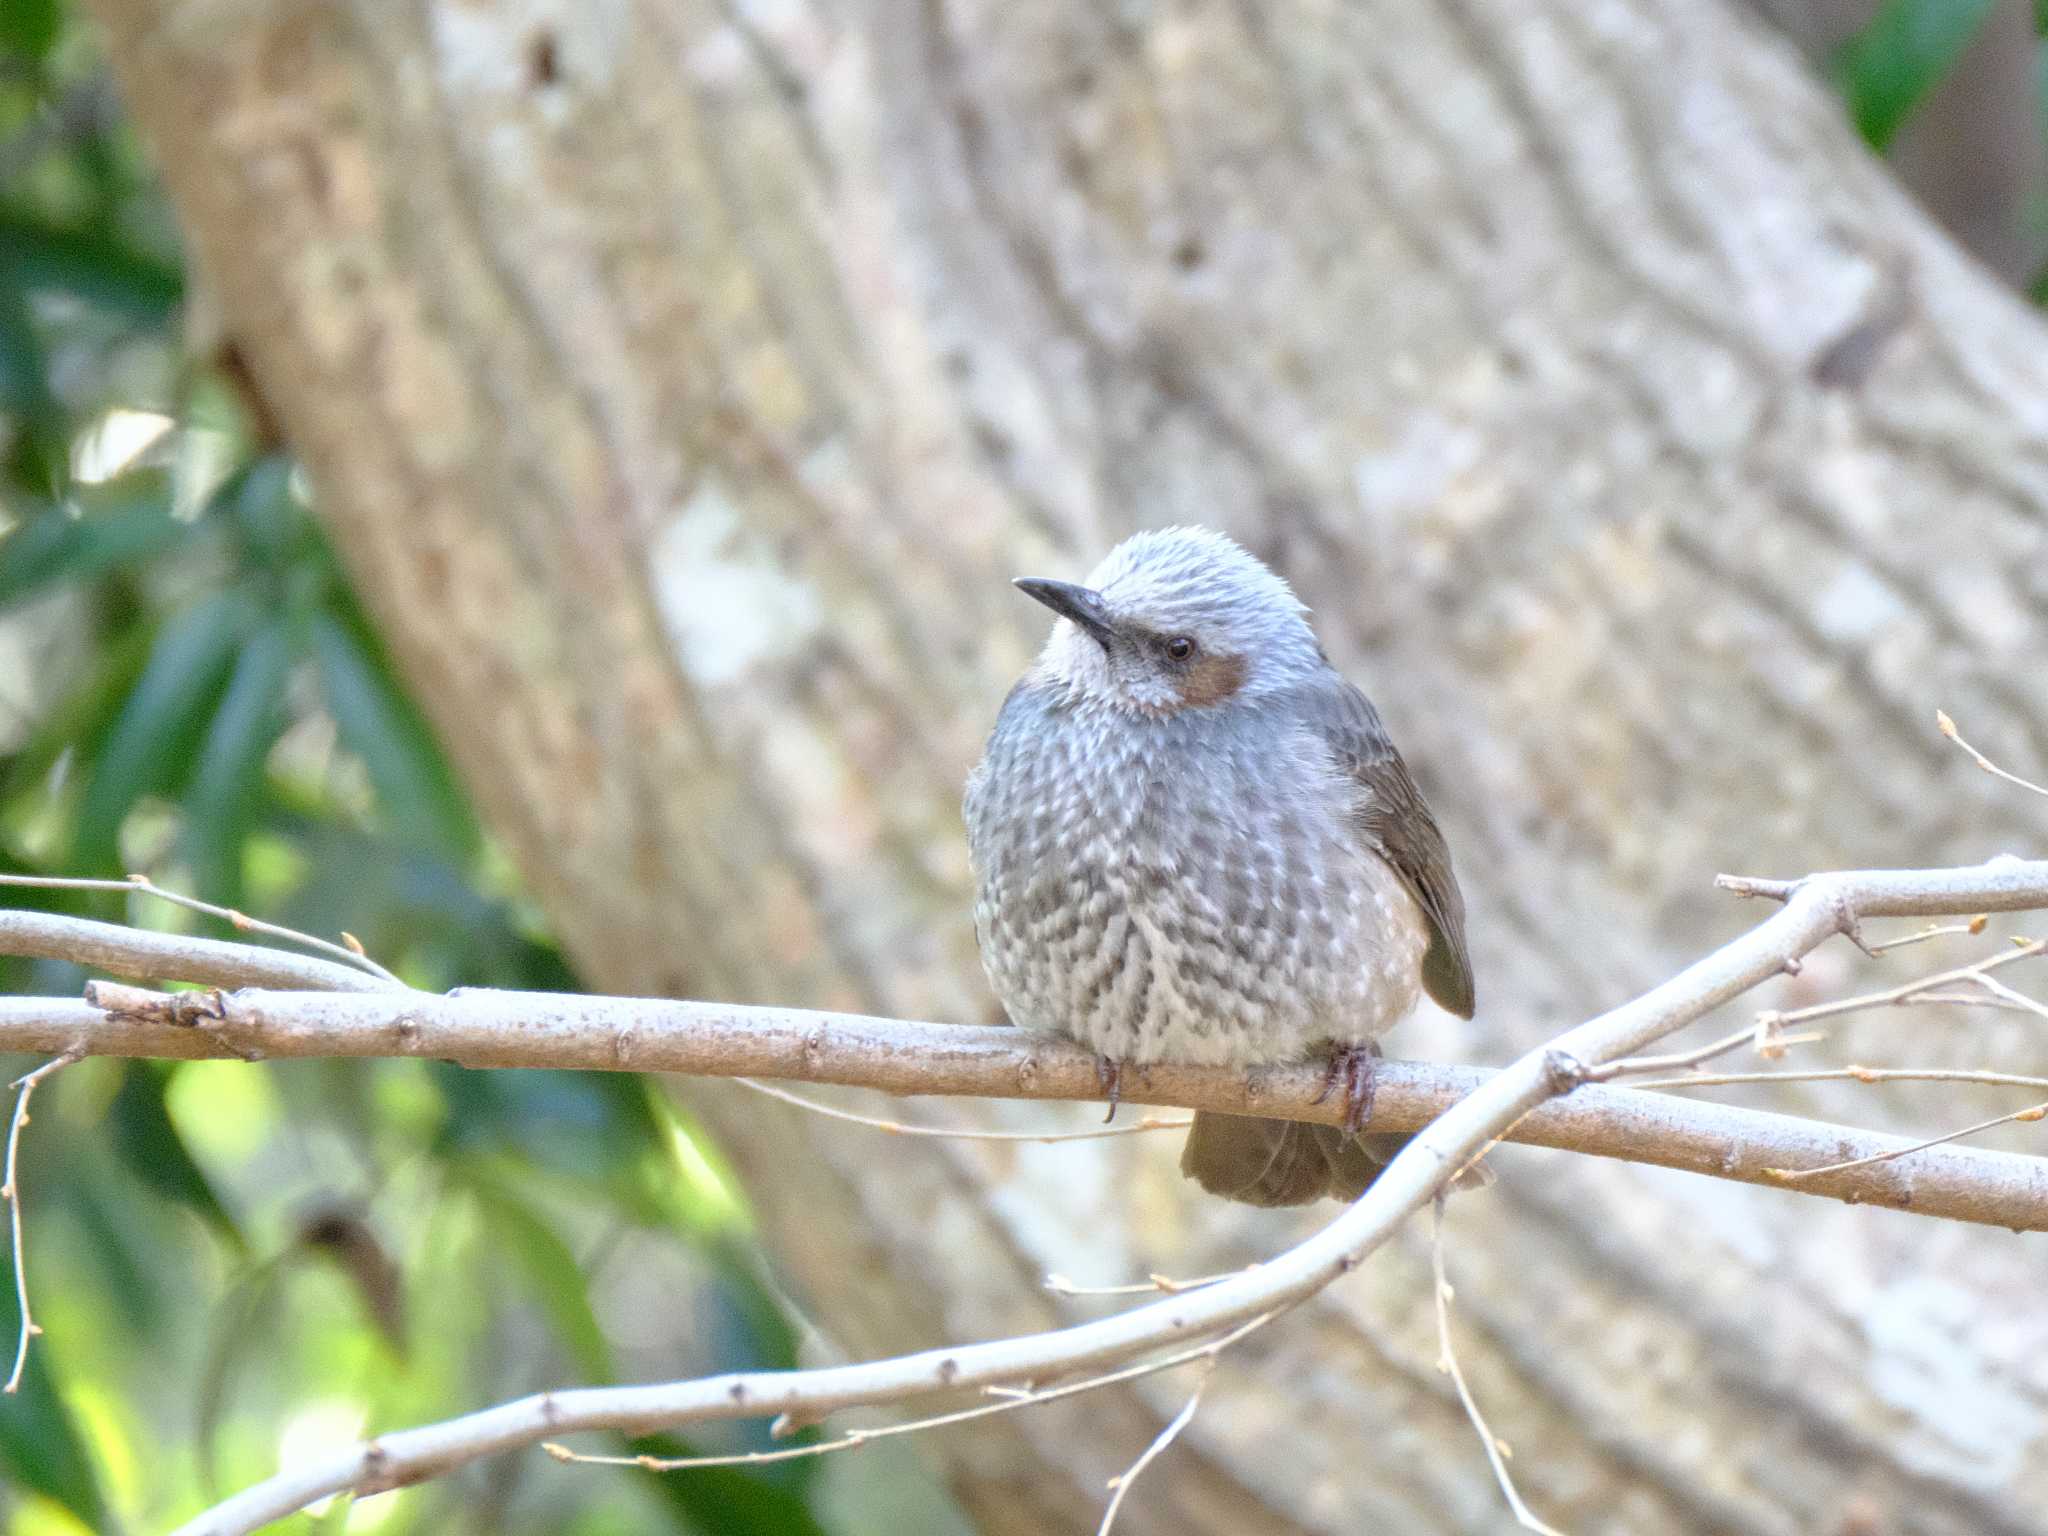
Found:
[1013,578,1117,648]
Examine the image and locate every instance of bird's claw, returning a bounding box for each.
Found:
[1097,1055,1124,1124]
[1315,1044,1378,1137]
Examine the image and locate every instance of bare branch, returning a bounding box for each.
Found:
[1432,1201,1568,1536]
[1,977,2042,1230]
[1765,940,2045,1030]
[729,1076,1190,1143]
[0,933,2039,1236]
[1714,873,1800,902]
[168,859,2048,1535]
[1632,1065,2048,1092]
[0,873,404,986]
[1097,1366,1208,1536]
[1867,916,1988,954]
[1595,939,2048,1082]
[1587,1019,1792,1082]
[541,1311,1270,1478]
[0,907,392,993]
[1046,1270,1242,1298]
[1938,710,2048,800]
[1968,971,2048,1022]
[1769,1099,2048,1183]
[3,1054,78,1394]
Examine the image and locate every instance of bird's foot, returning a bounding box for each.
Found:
[1096,1055,1124,1124]
[1314,1043,1378,1137]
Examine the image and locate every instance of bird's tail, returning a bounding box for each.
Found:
[1179,1112,1492,1207]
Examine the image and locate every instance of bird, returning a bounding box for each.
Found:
[962,526,1477,1206]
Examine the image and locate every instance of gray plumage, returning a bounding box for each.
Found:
[963,526,1474,1206]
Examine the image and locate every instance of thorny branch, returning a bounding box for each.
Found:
[118,855,2048,1535]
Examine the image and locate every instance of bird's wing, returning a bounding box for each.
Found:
[1302,673,1475,1019]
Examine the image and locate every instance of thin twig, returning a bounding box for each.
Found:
[1868,916,1988,954]
[0,907,389,993]
[4,1054,79,1394]
[1046,1270,1243,1298]
[0,873,403,987]
[1891,991,2034,1011]
[1769,1099,2048,1183]
[543,1311,1273,1476]
[731,1077,1189,1143]
[1595,940,2048,1082]
[1587,1020,1799,1082]
[1766,942,2046,1031]
[1967,972,2048,1023]
[1097,1367,1209,1536]
[1633,1065,2048,1092]
[1938,709,2048,800]
[1432,1200,1569,1536]
[1715,874,1798,902]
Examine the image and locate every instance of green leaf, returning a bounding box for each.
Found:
[72,587,256,872]
[1835,0,1999,150]
[0,471,189,610]
[0,277,42,416]
[257,813,574,993]
[466,1178,614,1381]
[218,455,307,569]
[0,208,183,320]
[194,1255,290,1498]
[0,246,69,495]
[698,1241,804,1378]
[63,1171,167,1335]
[108,1061,245,1252]
[434,1068,672,1225]
[180,616,294,904]
[0,0,61,62]
[0,614,153,812]
[0,1345,110,1532]
[311,611,477,861]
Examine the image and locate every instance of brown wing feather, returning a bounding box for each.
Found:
[1304,675,1475,1019]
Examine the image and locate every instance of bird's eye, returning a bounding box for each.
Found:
[1165,636,1196,661]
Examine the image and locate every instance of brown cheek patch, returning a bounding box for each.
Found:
[1177,652,1248,708]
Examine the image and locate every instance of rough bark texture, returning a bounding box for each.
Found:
[86,1,2048,1531]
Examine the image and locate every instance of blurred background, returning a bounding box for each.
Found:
[2,0,2047,1533]
[0,5,973,1531]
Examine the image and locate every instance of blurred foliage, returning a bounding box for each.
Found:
[1830,0,2048,301]
[1834,0,2000,149]
[0,9,892,1535]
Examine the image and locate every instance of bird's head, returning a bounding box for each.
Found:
[1016,526,1323,716]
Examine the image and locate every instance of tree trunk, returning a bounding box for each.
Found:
[87,0,2048,1531]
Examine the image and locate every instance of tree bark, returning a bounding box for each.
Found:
[86,0,2048,1531]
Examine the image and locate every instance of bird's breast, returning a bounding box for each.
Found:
[966,700,1427,1068]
